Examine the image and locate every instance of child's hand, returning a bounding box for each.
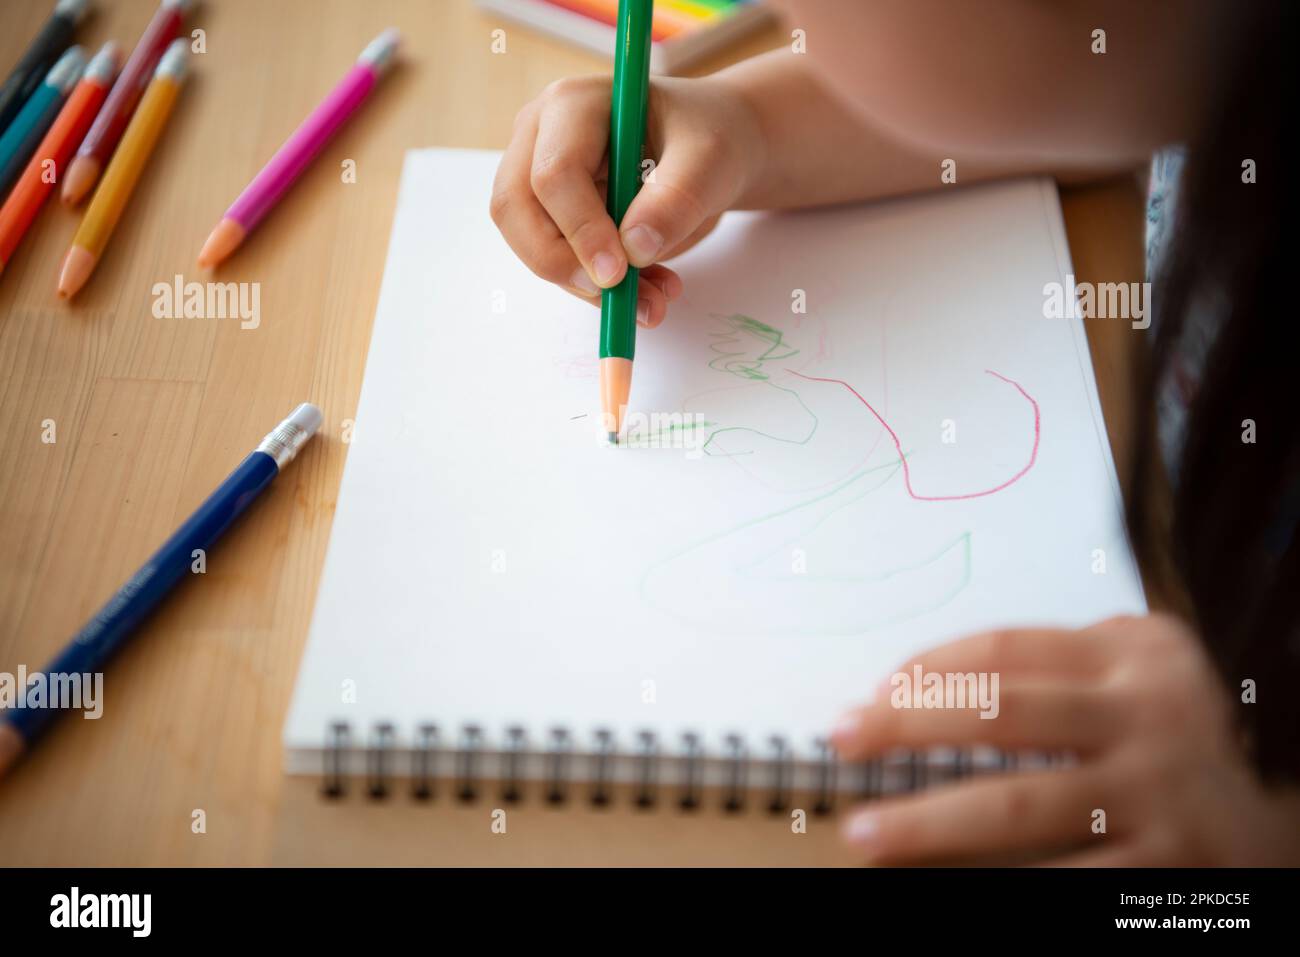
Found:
[490,74,765,327]
[830,614,1300,865]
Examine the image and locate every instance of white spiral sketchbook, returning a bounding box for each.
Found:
[282,148,1145,809]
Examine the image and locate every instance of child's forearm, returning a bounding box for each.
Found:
[712,50,1164,212]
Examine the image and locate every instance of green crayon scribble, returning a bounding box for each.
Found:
[697,314,818,456]
[640,312,973,634]
[642,457,905,581]
[707,313,800,380]
[629,419,717,444]
[642,452,974,635]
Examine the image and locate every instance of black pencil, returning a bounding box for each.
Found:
[0,0,90,136]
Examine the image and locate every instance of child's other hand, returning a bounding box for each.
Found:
[490,75,764,327]
[830,614,1300,865]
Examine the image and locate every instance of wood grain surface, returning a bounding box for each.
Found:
[0,0,1147,865]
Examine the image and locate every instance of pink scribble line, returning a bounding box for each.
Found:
[786,369,1041,502]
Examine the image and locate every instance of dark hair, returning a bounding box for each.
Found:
[1127,0,1298,781]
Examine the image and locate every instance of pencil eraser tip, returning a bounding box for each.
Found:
[287,403,324,438]
[55,0,92,24]
[360,29,401,72]
[88,41,123,78]
[154,39,190,83]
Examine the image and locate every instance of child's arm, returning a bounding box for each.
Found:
[491,1,1220,318]
[714,50,1172,212]
[764,0,1222,172]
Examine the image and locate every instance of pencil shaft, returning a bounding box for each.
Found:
[73,1,180,168]
[0,83,65,196]
[0,401,319,757]
[0,6,78,132]
[3,450,280,747]
[70,73,179,257]
[225,63,378,232]
[598,0,653,362]
[0,73,109,267]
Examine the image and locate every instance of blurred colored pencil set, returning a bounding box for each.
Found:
[0,0,400,296]
[0,0,193,288]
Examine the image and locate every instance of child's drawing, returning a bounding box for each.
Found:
[633,310,1040,636]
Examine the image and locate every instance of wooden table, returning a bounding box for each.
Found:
[0,0,1147,865]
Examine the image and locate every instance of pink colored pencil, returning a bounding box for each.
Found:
[198,29,400,269]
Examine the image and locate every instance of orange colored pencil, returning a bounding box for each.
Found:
[0,42,118,277]
[58,40,188,300]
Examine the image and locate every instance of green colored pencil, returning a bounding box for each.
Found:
[599,0,653,444]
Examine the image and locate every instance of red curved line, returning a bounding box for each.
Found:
[786,368,1040,502]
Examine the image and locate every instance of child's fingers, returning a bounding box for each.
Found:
[491,75,691,316]
[571,276,665,329]
[889,627,1114,688]
[662,214,721,261]
[641,264,684,302]
[840,766,1111,866]
[530,82,626,291]
[830,681,1118,759]
[637,265,684,328]
[490,110,593,296]
[561,267,679,328]
[619,136,732,268]
[636,273,672,328]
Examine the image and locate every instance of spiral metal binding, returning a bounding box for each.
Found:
[860,758,883,800]
[678,733,702,810]
[590,729,614,807]
[546,727,570,805]
[813,737,836,815]
[722,735,746,813]
[412,723,438,800]
[502,726,525,803]
[457,725,482,802]
[368,723,395,798]
[905,749,924,792]
[953,748,970,781]
[634,731,657,809]
[322,722,350,798]
[767,736,791,814]
[320,721,1027,811]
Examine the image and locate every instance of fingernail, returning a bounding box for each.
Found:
[842,810,878,847]
[592,251,621,286]
[570,267,599,296]
[622,224,663,265]
[830,710,860,745]
[636,299,650,326]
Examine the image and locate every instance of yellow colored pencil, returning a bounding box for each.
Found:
[58,39,189,299]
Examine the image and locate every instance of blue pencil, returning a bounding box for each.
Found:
[0,403,324,778]
[0,45,84,199]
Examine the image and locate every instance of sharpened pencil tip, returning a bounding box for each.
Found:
[61,155,99,205]
[57,245,95,299]
[197,218,246,270]
[607,432,619,445]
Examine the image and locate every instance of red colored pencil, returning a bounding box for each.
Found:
[0,42,119,275]
[61,0,188,205]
